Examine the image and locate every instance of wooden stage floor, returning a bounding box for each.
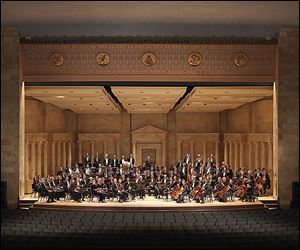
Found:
[21,195,271,211]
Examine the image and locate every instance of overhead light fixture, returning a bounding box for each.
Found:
[56,96,65,99]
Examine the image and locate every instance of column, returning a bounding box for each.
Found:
[215,141,219,165]
[25,141,30,193]
[56,141,61,171]
[224,141,228,165]
[162,140,167,167]
[177,140,182,161]
[268,141,272,172]
[261,141,266,170]
[62,141,66,168]
[90,141,94,163]
[37,141,42,176]
[78,140,82,163]
[132,140,136,160]
[43,141,48,177]
[116,141,121,157]
[239,142,243,169]
[234,141,238,171]
[51,141,56,176]
[30,142,36,180]
[202,141,206,163]
[255,141,259,170]
[67,141,72,167]
[229,141,234,167]
[248,141,252,170]
[190,140,194,162]
[103,141,108,155]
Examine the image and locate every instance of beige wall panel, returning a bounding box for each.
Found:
[253,100,273,132]
[176,113,219,133]
[78,114,121,133]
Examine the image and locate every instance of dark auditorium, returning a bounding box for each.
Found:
[1,1,299,249]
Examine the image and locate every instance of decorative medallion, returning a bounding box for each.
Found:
[233,52,249,67]
[96,53,110,66]
[142,52,156,66]
[49,52,64,67]
[188,52,202,66]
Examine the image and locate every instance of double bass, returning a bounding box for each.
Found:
[191,184,204,200]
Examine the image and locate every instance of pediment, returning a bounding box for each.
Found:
[131,125,167,134]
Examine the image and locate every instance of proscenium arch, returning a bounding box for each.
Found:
[19,42,278,201]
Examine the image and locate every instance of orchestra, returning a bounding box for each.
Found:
[31,152,271,204]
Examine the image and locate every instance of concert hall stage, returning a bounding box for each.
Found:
[20,195,272,212]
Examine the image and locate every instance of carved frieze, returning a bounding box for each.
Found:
[21,44,277,80]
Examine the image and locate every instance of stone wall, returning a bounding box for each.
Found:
[1,27,20,208]
[278,26,299,209]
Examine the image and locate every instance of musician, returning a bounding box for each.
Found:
[56,167,64,177]
[137,175,146,199]
[194,154,202,173]
[262,171,271,195]
[83,153,91,167]
[74,164,81,174]
[177,179,188,203]
[241,177,255,202]
[145,156,152,170]
[103,153,111,167]
[69,179,82,202]
[200,178,212,204]
[112,154,119,172]
[127,153,135,167]
[94,153,101,165]
[183,153,192,165]
[208,154,215,164]
[223,179,234,202]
